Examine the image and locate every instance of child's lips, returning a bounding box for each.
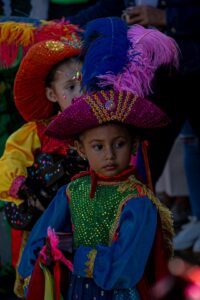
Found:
[104,164,117,171]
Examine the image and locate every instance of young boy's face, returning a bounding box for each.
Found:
[75,123,134,177]
[46,60,82,111]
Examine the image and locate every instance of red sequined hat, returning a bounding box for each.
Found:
[14,39,81,121]
[46,89,170,143]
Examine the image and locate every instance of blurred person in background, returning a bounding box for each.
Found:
[1,0,49,19]
[49,0,97,19]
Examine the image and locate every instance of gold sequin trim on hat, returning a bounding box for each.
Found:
[85,90,137,124]
[45,40,65,52]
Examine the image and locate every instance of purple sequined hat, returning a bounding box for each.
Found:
[46,89,170,142]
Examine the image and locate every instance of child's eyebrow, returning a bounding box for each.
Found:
[65,79,75,83]
[89,139,103,143]
[88,136,126,143]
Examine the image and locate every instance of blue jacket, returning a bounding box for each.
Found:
[68,0,200,73]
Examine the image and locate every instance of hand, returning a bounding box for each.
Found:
[18,183,45,212]
[122,5,166,28]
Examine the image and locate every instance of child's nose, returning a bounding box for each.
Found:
[105,147,115,160]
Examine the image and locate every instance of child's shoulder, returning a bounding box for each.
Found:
[118,174,153,197]
[118,174,166,211]
[70,171,91,183]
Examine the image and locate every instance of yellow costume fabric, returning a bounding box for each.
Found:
[0,122,41,205]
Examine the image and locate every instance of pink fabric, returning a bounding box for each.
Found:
[46,90,170,143]
[130,154,137,168]
[40,227,73,272]
[9,176,26,198]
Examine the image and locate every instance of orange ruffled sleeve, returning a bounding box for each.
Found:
[0,122,41,205]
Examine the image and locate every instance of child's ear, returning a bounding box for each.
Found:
[46,87,57,103]
[132,139,139,156]
[74,140,87,160]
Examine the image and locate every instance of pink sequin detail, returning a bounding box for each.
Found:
[9,176,26,198]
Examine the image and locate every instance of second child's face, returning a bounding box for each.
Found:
[75,124,134,177]
[46,60,82,111]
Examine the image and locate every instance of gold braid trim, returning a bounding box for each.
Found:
[109,195,134,245]
[110,175,174,258]
[23,275,31,291]
[66,185,71,200]
[85,249,97,278]
[145,188,175,258]
[14,231,30,298]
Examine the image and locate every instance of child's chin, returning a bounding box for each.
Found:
[101,169,120,177]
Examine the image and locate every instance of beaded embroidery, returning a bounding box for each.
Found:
[8,176,26,198]
[45,40,65,52]
[68,173,174,258]
[68,175,138,248]
[85,90,137,124]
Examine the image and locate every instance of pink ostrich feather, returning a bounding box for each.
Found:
[98,25,179,98]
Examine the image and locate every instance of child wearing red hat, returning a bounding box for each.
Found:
[0,36,88,297]
[0,37,84,217]
[18,17,178,300]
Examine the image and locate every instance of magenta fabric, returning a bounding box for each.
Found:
[46,89,170,142]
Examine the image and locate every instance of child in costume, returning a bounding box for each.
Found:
[0,18,83,229]
[0,35,88,297]
[18,17,179,300]
[0,37,84,226]
[0,17,82,294]
[20,92,174,298]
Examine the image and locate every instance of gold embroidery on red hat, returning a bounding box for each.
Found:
[45,40,65,52]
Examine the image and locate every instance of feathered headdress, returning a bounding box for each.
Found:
[81,18,179,98]
[0,16,82,68]
[81,17,131,91]
[79,17,179,193]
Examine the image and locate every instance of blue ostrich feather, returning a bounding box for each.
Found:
[81,17,130,91]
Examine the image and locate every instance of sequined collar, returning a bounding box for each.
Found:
[72,167,136,198]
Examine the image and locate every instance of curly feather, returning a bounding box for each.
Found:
[98,24,179,98]
[82,17,130,91]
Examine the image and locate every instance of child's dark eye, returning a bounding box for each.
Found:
[69,85,75,90]
[92,144,103,151]
[115,141,126,149]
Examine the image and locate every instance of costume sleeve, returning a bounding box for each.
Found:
[18,185,71,279]
[67,0,125,27]
[73,196,157,290]
[0,122,41,204]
